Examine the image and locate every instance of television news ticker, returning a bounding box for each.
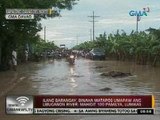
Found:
[6,95,155,115]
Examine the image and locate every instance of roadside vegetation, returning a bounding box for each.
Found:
[0,0,78,70]
[73,28,160,66]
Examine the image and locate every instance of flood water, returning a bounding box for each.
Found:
[0,58,160,120]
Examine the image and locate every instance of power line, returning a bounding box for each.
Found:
[88,11,100,41]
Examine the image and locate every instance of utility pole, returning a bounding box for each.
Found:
[88,11,100,41]
[136,16,139,32]
[90,29,92,41]
[44,26,46,41]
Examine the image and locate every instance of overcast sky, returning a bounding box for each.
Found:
[38,0,160,48]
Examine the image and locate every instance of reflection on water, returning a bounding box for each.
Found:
[92,60,160,113]
[70,66,74,75]
[3,59,160,114]
[69,66,78,94]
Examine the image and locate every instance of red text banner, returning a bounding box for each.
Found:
[34,95,153,108]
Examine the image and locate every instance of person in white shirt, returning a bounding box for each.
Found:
[12,49,17,71]
[25,49,29,62]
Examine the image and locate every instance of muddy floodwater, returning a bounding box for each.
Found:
[0,58,160,120]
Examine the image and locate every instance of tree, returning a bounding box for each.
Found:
[73,28,160,66]
[146,28,160,66]
[0,0,78,70]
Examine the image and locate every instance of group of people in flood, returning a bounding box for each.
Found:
[9,48,79,71]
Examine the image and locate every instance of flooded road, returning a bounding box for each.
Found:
[0,58,160,120]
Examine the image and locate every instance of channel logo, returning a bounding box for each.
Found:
[6,95,33,114]
[129,7,150,17]
[16,96,30,106]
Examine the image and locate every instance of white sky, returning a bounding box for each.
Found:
[38,0,160,48]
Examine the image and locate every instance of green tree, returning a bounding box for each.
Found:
[0,0,78,70]
[73,28,160,66]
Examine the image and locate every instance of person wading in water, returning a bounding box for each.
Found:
[12,49,17,71]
